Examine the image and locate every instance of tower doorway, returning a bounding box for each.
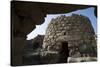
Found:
[58,42,69,63]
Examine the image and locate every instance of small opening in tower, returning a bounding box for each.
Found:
[64,32,66,35]
[58,41,69,63]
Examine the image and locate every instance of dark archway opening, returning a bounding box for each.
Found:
[58,42,69,63]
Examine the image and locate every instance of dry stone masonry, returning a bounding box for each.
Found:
[42,14,97,63]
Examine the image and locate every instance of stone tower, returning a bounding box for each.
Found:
[42,14,97,63]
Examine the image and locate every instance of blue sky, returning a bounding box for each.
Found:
[27,7,97,40]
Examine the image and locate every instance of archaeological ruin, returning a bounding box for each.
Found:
[21,14,97,64]
[11,1,97,66]
[42,14,97,63]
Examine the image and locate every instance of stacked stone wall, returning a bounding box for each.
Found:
[43,14,97,58]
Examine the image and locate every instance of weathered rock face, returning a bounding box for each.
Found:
[42,14,97,63]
